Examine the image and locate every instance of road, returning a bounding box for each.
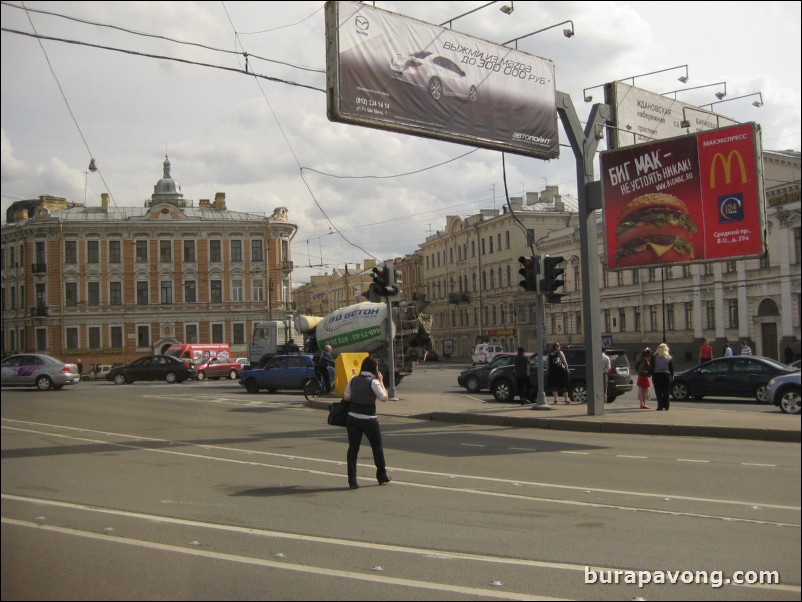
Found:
[2,374,799,600]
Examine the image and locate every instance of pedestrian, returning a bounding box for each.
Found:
[739,340,752,356]
[513,346,531,405]
[546,342,570,404]
[650,343,674,411]
[723,344,733,357]
[601,347,612,404]
[699,338,713,364]
[314,344,335,393]
[76,358,83,375]
[284,338,300,354]
[343,356,391,489]
[635,347,652,409]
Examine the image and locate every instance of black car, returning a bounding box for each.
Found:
[671,356,796,403]
[107,355,195,385]
[488,347,632,404]
[457,352,517,393]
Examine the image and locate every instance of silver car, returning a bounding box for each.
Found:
[1,353,80,391]
[391,51,478,102]
[767,372,801,415]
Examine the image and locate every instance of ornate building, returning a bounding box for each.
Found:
[1,157,297,365]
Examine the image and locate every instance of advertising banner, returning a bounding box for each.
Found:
[601,123,764,269]
[606,82,739,149]
[325,1,558,159]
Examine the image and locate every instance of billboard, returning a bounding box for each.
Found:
[325,1,559,159]
[605,81,739,149]
[601,123,765,270]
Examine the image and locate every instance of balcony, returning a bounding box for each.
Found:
[31,263,47,273]
[31,305,49,317]
[281,260,294,272]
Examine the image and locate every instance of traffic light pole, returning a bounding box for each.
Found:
[533,292,547,406]
[386,294,398,400]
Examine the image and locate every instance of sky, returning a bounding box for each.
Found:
[2,1,800,287]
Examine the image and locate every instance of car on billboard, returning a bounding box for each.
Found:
[390,51,478,102]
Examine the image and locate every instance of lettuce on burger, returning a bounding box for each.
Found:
[614,193,698,266]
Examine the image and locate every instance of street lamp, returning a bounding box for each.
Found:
[439,1,513,28]
[621,64,689,86]
[502,20,575,48]
[700,92,763,111]
[662,81,727,100]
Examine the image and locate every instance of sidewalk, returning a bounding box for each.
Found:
[310,390,800,443]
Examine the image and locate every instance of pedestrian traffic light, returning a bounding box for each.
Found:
[540,255,566,303]
[518,255,539,292]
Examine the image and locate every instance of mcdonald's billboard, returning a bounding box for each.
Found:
[601,123,765,269]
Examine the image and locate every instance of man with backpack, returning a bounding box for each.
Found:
[314,344,335,393]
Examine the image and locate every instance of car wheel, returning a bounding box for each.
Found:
[671,381,690,401]
[35,375,53,391]
[778,387,801,414]
[113,373,127,385]
[244,379,260,394]
[492,378,514,402]
[465,375,481,393]
[754,383,769,403]
[606,395,617,404]
[429,77,443,100]
[569,381,587,404]
[196,371,206,381]
[468,85,477,102]
[229,370,238,380]
[165,371,178,384]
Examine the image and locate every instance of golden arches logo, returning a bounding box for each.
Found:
[709,150,747,188]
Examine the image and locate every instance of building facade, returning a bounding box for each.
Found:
[402,151,801,363]
[1,157,297,366]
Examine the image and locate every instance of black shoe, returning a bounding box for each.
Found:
[349,481,359,489]
[377,475,392,485]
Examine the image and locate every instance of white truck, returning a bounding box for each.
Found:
[247,299,432,383]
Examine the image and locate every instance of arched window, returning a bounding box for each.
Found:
[758,298,780,316]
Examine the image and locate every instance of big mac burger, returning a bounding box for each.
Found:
[614,193,698,266]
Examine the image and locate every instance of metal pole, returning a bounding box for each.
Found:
[661,267,666,343]
[386,295,398,400]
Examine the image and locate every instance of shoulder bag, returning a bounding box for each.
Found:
[327,400,350,427]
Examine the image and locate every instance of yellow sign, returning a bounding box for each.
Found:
[709,150,747,188]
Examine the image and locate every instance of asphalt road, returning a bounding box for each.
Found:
[2,378,800,600]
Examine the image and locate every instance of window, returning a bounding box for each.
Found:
[87,240,100,264]
[210,280,223,303]
[666,304,675,331]
[65,240,77,264]
[137,325,149,348]
[231,240,243,262]
[634,306,641,332]
[136,281,148,305]
[760,253,770,269]
[160,281,173,304]
[683,265,692,278]
[210,240,222,262]
[110,326,123,349]
[184,280,196,303]
[728,299,739,328]
[108,240,121,263]
[88,327,101,349]
[160,240,172,263]
[251,239,263,262]
[136,240,148,262]
[233,323,245,345]
[88,282,100,306]
[632,268,639,284]
[649,305,658,331]
[726,261,737,273]
[110,282,122,305]
[183,240,196,263]
[706,300,716,329]
[66,327,79,350]
[619,309,626,332]
[253,279,264,302]
[35,241,46,265]
[604,309,611,332]
[211,323,224,343]
[185,324,198,343]
[36,328,47,351]
[65,282,78,306]
[685,302,694,330]
[795,227,801,265]
[232,279,243,302]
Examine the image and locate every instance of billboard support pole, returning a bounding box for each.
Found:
[556,92,609,416]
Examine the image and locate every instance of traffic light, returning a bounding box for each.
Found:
[384,261,401,298]
[540,255,566,303]
[518,255,539,292]
[363,265,389,302]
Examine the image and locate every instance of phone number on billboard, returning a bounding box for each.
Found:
[355,96,390,116]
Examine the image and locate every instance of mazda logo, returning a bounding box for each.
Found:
[355,16,369,31]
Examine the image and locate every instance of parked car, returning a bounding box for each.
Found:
[234,357,251,370]
[81,364,112,381]
[239,354,333,394]
[670,356,797,403]
[458,352,517,393]
[766,371,801,415]
[472,343,505,365]
[107,355,195,385]
[390,51,479,102]
[488,347,632,404]
[1,353,80,391]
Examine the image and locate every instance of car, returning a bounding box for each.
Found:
[487,347,633,404]
[458,352,517,393]
[81,364,112,381]
[1,353,80,391]
[193,356,242,381]
[670,356,797,403]
[106,355,195,385]
[234,357,251,370]
[239,354,333,394]
[472,343,505,365]
[767,372,801,414]
[391,51,478,102]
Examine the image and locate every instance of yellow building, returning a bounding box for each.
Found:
[1,157,297,366]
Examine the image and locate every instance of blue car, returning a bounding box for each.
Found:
[239,354,333,394]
